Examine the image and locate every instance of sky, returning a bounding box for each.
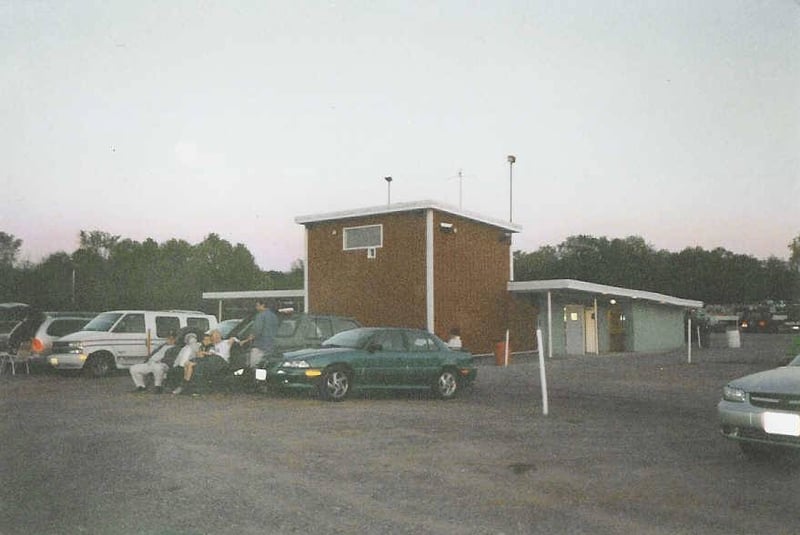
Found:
[2,0,798,271]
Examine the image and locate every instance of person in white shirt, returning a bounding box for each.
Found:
[129,333,177,394]
[446,327,462,350]
[173,329,239,395]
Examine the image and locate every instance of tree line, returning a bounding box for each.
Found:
[0,230,798,313]
[0,231,302,313]
[514,235,800,306]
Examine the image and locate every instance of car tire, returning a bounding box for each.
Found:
[433,368,459,399]
[85,353,113,378]
[318,366,351,402]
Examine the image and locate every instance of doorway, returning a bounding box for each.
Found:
[584,308,598,354]
[565,305,585,355]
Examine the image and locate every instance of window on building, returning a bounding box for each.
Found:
[343,224,382,250]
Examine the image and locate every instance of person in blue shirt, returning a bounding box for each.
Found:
[242,298,279,367]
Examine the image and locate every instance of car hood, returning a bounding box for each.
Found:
[730,366,800,394]
[282,346,353,361]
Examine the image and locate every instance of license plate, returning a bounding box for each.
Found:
[254,369,267,381]
[762,412,800,436]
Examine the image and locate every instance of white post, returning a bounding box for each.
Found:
[425,210,435,334]
[593,298,599,355]
[504,328,510,367]
[687,317,692,364]
[547,291,553,359]
[537,328,549,416]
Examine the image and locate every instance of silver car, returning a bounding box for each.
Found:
[15,312,96,367]
[718,353,800,458]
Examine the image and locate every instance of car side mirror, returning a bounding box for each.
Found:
[367,342,382,353]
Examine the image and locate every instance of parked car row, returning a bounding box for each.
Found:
[1,303,478,402]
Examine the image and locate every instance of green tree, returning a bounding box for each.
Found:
[0,231,23,267]
[790,233,800,272]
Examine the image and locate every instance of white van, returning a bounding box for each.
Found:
[49,310,217,377]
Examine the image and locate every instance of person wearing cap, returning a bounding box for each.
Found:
[129,332,178,394]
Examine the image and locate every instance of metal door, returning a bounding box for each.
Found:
[565,305,585,355]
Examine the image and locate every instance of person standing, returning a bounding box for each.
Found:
[242,299,279,367]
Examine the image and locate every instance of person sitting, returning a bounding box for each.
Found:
[165,332,201,390]
[173,329,239,395]
[129,333,178,394]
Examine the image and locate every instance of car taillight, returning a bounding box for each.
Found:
[31,338,45,353]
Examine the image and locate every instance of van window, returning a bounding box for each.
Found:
[113,313,146,334]
[155,316,180,338]
[187,317,210,331]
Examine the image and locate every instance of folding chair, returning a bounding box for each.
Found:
[0,352,31,375]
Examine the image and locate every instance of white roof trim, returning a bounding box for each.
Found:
[508,279,703,309]
[202,289,305,300]
[295,199,522,233]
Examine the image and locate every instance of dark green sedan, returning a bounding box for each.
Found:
[255,327,477,401]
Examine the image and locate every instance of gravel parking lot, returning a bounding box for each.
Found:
[2,333,799,535]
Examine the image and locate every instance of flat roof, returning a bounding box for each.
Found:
[202,289,305,300]
[295,200,522,233]
[508,279,703,309]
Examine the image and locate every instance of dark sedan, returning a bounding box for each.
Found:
[255,327,477,401]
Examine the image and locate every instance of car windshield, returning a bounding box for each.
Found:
[82,312,123,332]
[322,328,373,349]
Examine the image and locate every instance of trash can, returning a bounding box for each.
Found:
[726,328,741,349]
[494,341,511,366]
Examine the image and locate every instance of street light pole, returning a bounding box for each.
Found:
[384,176,392,206]
[507,155,516,222]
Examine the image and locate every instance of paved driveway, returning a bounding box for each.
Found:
[2,334,798,534]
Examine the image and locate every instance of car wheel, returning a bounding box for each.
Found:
[318,366,351,402]
[434,369,459,399]
[85,353,113,378]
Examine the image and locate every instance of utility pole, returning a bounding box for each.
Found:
[384,176,392,205]
[507,155,516,222]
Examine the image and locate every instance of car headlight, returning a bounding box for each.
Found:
[281,360,311,368]
[723,385,747,403]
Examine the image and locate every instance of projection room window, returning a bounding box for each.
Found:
[343,224,383,250]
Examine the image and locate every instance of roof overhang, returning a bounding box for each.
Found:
[295,199,522,233]
[202,289,305,300]
[508,279,703,309]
